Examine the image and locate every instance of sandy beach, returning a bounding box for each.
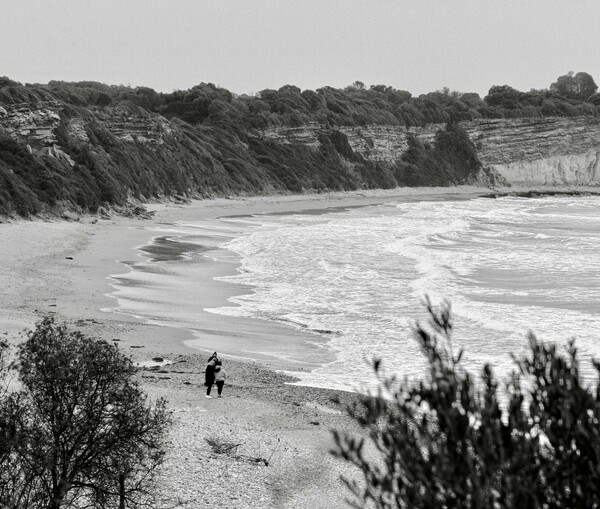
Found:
[1,184,590,508]
[0,185,495,363]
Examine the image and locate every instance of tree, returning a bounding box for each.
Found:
[0,340,26,507]
[332,301,600,508]
[550,71,598,100]
[0,316,171,509]
[484,84,523,109]
[459,92,484,108]
[0,76,21,88]
[573,72,598,99]
[348,81,366,91]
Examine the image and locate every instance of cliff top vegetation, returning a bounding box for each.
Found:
[2,71,598,130]
[0,71,597,218]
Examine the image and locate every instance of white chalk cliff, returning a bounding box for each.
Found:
[462,118,600,185]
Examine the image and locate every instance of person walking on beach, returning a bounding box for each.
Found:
[214,360,227,398]
[204,353,218,398]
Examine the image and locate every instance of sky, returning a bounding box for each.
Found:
[2,1,600,98]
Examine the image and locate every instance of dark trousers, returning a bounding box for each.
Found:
[215,381,225,395]
[206,378,214,395]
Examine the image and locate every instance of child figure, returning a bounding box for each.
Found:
[213,360,227,398]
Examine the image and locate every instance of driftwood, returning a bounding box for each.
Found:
[205,437,281,467]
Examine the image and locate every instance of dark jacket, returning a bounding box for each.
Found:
[204,361,216,387]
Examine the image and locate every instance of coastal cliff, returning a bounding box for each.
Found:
[0,100,171,148]
[6,102,598,187]
[463,118,600,185]
[262,117,600,185]
[0,99,255,216]
[2,77,600,217]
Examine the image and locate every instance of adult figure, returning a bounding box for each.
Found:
[204,354,217,398]
[214,360,227,398]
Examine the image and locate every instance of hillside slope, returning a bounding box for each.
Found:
[1,76,600,217]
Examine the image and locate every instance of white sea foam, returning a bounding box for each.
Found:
[107,195,600,391]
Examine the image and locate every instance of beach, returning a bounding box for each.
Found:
[0,185,496,364]
[1,184,591,508]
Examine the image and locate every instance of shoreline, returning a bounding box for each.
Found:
[3,183,600,507]
[2,183,597,368]
[105,185,496,373]
[124,183,600,377]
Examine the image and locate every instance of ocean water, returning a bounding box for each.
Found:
[108,195,600,392]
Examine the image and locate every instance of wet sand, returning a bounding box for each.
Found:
[0,185,492,368]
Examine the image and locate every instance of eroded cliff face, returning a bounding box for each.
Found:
[462,118,600,185]
[3,98,600,187]
[0,101,173,149]
[263,117,600,185]
[0,101,62,146]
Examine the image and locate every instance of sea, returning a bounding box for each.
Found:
[108,195,600,393]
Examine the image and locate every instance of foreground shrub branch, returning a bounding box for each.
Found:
[0,316,171,509]
[332,300,600,509]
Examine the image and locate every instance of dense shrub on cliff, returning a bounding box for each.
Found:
[0,81,444,216]
[482,78,600,120]
[0,110,485,217]
[0,103,278,216]
[0,134,60,215]
[0,317,171,509]
[144,73,599,130]
[333,301,600,509]
[5,71,600,130]
[394,123,482,187]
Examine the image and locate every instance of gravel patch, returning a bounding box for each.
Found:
[134,353,363,508]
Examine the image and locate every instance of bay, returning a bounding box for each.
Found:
[109,195,600,392]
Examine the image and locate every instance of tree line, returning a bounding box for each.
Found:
[2,71,597,130]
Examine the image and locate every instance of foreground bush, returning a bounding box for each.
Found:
[332,301,600,509]
[0,316,171,509]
